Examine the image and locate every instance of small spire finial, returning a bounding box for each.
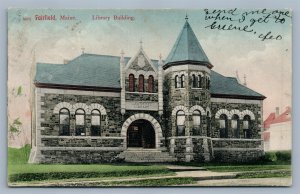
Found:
[243,74,247,86]
[185,13,188,21]
[139,39,143,49]
[159,53,162,60]
[121,49,124,56]
[81,47,85,54]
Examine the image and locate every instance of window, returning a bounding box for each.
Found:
[231,114,239,138]
[192,110,201,135]
[206,111,211,137]
[243,115,251,138]
[219,114,228,138]
[59,108,70,136]
[138,74,144,92]
[175,75,179,88]
[148,75,154,93]
[176,110,185,136]
[207,78,210,90]
[129,74,135,92]
[180,74,185,88]
[198,75,202,88]
[91,109,101,136]
[75,109,85,136]
[192,74,197,88]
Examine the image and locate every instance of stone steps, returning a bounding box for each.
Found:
[119,149,177,163]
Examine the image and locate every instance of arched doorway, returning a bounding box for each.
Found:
[127,119,155,148]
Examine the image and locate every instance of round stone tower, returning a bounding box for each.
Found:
[163,17,213,162]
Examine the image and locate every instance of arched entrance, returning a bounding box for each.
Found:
[127,119,155,148]
[121,113,163,149]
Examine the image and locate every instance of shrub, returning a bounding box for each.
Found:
[276,151,291,162]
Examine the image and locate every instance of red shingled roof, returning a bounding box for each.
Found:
[264,107,291,129]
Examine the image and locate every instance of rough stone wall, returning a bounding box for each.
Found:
[212,139,262,148]
[212,138,263,162]
[41,93,122,137]
[213,149,263,163]
[163,69,211,138]
[125,92,158,101]
[40,150,123,164]
[211,102,262,139]
[41,137,124,147]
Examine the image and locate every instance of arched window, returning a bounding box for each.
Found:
[148,75,154,93]
[75,109,85,136]
[91,109,101,136]
[207,78,210,90]
[176,110,185,136]
[243,115,251,138]
[138,74,144,92]
[175,75,179,88]
[198,75,202,88]
[180,74,185,88]
[231,114,240,138]
[192,110,201,135]
[129,74,135,92]
[59,108,70,136]
[192,74,197,88]
[206,111,211,137]
[219,114,228,138]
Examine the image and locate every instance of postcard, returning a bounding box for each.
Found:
[7,9,292,187]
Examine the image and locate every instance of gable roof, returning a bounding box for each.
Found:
[125,48,158,72]
[210,71,265,99]
[264,107,291,129]
[164,20,211,68]
[264,113,276,129]
[35,53,265,99]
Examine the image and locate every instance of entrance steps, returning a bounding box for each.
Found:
[119,148,177,163]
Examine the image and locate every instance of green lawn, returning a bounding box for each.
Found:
[205,165,291,172]
[8,145,292,185]
[8,146,174,183]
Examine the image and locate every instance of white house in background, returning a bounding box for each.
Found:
[263,107,292,151]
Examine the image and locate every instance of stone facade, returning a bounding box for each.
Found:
[30,19,266,164]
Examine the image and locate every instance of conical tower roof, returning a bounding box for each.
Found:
[164,18,212,69]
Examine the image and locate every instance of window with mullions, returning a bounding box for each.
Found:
[91,109,101,136]
[192,110,201,135]
[243,115,251,138]
[231,114,240,138]
[176,110,185,136]
[75,109,85,136]
[180,74,185,88]
[219,114,228,138]
[59,108,70,136]
[198,75,202,88]
[192,74,197,88]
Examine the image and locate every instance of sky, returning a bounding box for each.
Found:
[7,9,292,147]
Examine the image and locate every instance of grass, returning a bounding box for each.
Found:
[8,144,31,165]
[9,164,174,182]
[89,177,196,187]
[204,165,291,172]
[8,145,292,185]
[8,146,174,183]
[237,170,291,179]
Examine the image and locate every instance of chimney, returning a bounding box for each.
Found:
[275,107,280,117]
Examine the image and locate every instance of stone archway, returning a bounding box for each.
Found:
[121,113,163,149]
